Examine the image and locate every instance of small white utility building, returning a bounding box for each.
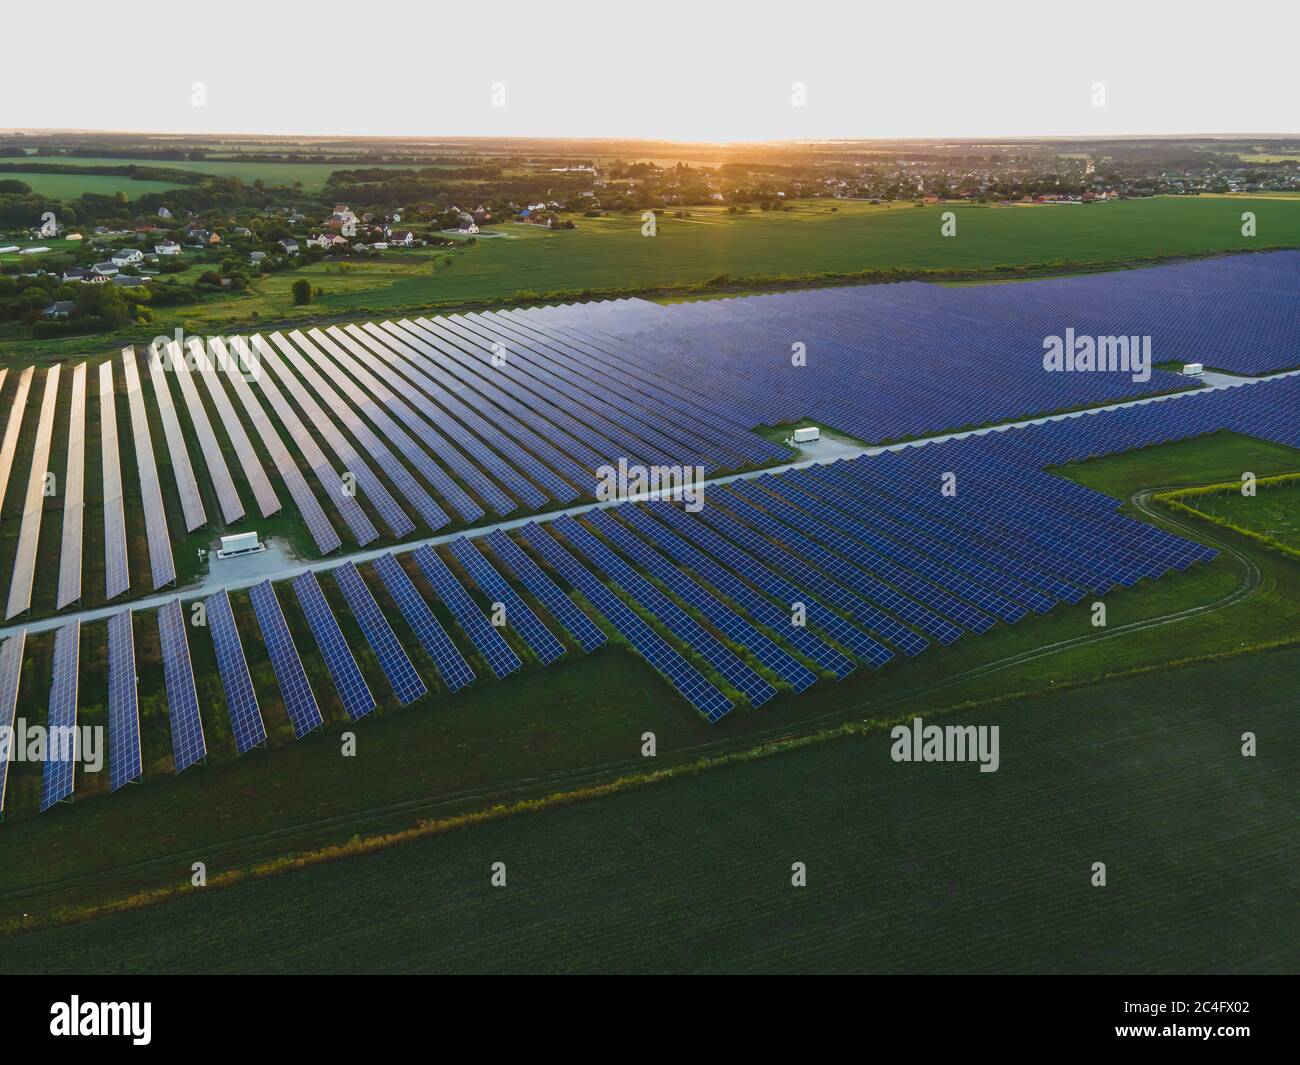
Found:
[217,532,264,559]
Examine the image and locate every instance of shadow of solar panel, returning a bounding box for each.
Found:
[371,553,475,692]
[40,621,80,811]
[412,545,522,679]
[206,589,266,754]
[332,561,426,706]
[448,538,565,666]
[482,529,606,653]
[291,571,376,721]
[157,598,205,774]
[249,579,323,738]
[107,609,141,792]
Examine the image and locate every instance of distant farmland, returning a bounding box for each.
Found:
[253,196,1300,312]
[5,157,416,194]
[1,171,185,199]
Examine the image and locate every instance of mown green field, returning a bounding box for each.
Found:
[6,196,1300,364]
[0,171,184,199]
[0,432,1296,921]
[4,158,412,194]
[3,644,1295,974]
[1182,478,1300,551]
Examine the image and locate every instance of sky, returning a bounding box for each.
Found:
[5,0,1296,141]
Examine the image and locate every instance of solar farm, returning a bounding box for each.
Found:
[0,252,1298,824]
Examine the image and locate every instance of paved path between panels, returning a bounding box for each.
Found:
[3,365,1297,639]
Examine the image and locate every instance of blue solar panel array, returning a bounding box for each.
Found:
[106,609,141,792]
[206,589,266,754]
[448,538,567,666]
[40,621,79,811]
[332,561,427,706]
[292,571,376,721]
[519,521,734,721]
[551,515,777,707]
[157,598,206,773]
[372,553,476,693]
[483,529,607,654]
[249,579,324,738]
[412,545,522,679]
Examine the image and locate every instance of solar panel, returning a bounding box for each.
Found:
[157,598,206,773]
[411,544,522,679]
[231,335,379,548]
[587,508,816,693]
[107,609,142,792]
[204,337,340,554]
[332,562,427,706]
[347,325,552,510]
[40,620,80,811]
[251,335,414,538]
[248,579,323,737]
[0,631,25,816]
[121,349,176,589]
[296,327,485,523]
[371,553,475,692]
[483,528,607,653]
[56,363,87,609]
[616,502,855,679]
[0,366,34,517]
[6,365,61,619]
[551,515,775,707]
[316,326,513,518]
[449,537,566,666]
[98,361,129,599]
[145,342,206,531]
[206,589,266,754]
[162,341,245,524]
[291,570,376,720]
[265,332,448,532]
[518,523,733,721]
[186,338,279,518]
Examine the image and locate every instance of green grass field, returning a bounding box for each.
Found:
[1181,477,1300,551]
[2,644,1295,974]
[3,158,413,194]
[0,432,1296,926]
[0,171,184,199]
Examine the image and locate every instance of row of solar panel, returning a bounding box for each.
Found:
[522,253,1299,446]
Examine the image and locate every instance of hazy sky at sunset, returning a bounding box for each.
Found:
[7,0,1295,141]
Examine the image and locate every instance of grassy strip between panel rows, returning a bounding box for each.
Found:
[6,633,1296,940]
[1156,473,1300,562]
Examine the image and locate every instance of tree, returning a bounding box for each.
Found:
[291,278,312,305]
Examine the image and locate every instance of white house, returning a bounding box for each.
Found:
[154,241,181,256]
[111,248,145,266]
[456,222,479,234]
[388,230,415,246]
